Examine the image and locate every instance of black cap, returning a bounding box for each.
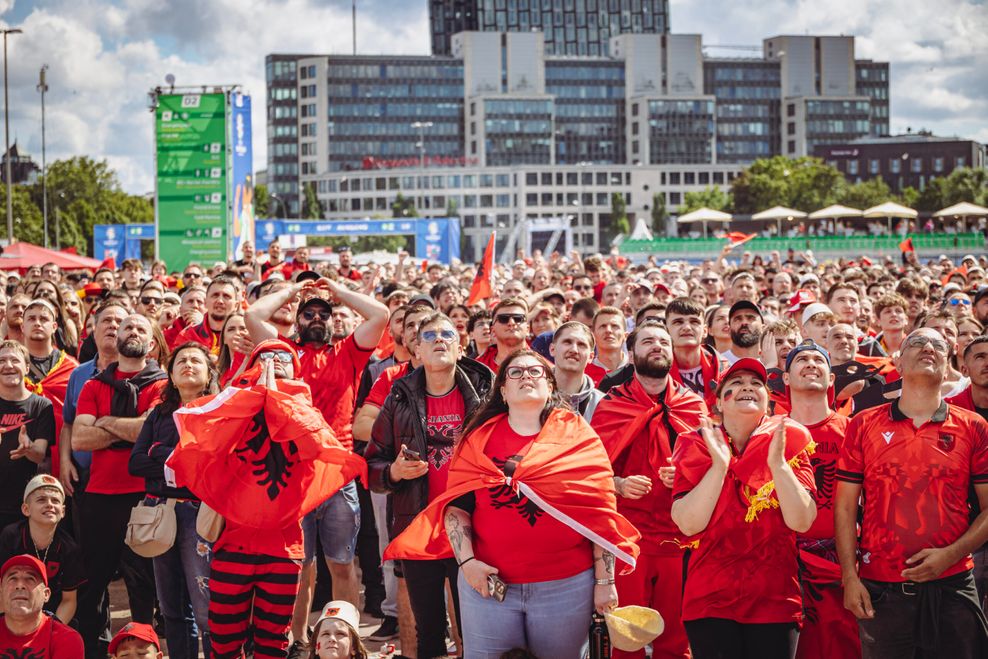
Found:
[729,300,762,319]
[974,286,988,307]
[297,296,333,315]
[295,270,320,283]
[408,294,436,310]
[336,245,351,253]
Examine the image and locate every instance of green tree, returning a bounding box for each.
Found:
[651,192,669,236]
[301,182,323,219]
[897,186,920,209]
[916,167,988,211]
[610,192,629,238]
[254,184,269,219]
[682,186,731,213]
[731,156,846,214]
[392,192,418,218]
[0,185,44,245]
[840,177,891,210]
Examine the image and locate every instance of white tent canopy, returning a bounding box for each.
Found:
[934,201,988,218]
[752,205,806,235]
[808,204,862,219]
[862,201,917,219]
[629,216,654,241]
[676,207,732,238]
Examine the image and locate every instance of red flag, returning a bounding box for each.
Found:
[898,237,914,253]
[467,232,496,306]
[99,257,116,271]
[421,259,429,273]
[725,232,757,248]
[60,246,78,255]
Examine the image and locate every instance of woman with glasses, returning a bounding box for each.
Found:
[385,349,639,658]
[130,342,219,659]
[671,358,817,659]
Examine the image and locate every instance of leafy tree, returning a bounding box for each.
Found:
[392,192,418,218]
[254,184,269,219]
[682,186,731,214]
[301,182,323,219]
[0,185,44,245]
[651,192,669,236]
[915,167,988,211]
[609,192,629,237]
[731,156,846,214]
[839,177,891,210]
[897,186,920,209]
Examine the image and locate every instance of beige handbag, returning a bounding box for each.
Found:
[195,501,225,543]
[125,498,177,558]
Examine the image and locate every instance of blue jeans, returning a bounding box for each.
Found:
[302,480,361,564]
[457,568,593,659]
[150,499,212,659]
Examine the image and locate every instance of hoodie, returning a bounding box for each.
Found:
[562,373,605,422]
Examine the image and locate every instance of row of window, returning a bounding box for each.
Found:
[805,119,870,134]
[544,63,625,82]
[545,84,624,100]
[327,121,461,137]
[326,63,462,80]
[326,83,464,99]
[842,156,966,176]
[805,100,870,115]
[328,102,463,118]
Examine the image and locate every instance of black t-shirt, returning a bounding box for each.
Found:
[28,350,60,384]
[0,520,85,617]
[0,395,56,514]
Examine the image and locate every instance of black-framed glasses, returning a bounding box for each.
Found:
[505,365,547,380]
[301,309,331,322]
[421,329,457,343]
[574,284,592,291]
[258,351,294,363]
[140,296,163,306]
[495,313,526,325]
[183,272,202,279]
[903,336,949,354]
[701,278,719,284]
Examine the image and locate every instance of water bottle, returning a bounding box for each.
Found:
[589,612,611,659]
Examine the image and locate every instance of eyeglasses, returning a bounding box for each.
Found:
[421,329,457,343]
[949,298,971,306]
[574,284,592,291]
[183,272,202,279]
[140,296,163,306]
[301,309,331,322]
[701,278,719,284]
[258,351,294,363]
[495,313,526,325]
[84,296,101,304]
[903,336,949,354]
[505,365,548,380]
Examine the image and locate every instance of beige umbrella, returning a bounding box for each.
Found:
[677,207,732,238]
[934,202,988,233]
[809,204,862,234]
[863,201,918,234]
[752,205,807,237]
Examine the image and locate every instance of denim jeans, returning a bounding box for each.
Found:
[457,568,593,659]
[151,499,212,659]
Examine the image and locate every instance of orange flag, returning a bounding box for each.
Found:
[467,231,496,306]
[898,237,914,253]
[725,232,757,248]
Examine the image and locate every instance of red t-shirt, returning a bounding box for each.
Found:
[174,319,221,357]
[296,335,375,450]
[215,519,304,560]
[796,412,849,542]
[474,345,500,374]
[163,316,189,349]
[471,416,592,584]
[425,388,464,503]
[672,424,816,624]
[837,401,988,582]
[365,362,411,409]
[77,372,166,495]
[0,614,84,657]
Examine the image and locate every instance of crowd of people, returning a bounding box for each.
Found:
[0,236,985,659]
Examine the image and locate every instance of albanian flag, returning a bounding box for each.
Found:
[385,409,640,573]
[167,378,367,530]
[467,231,496,306]
[725,232,757,248]
[25,350,79,478]
[898,237,914,253]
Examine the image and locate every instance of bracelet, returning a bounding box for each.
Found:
[458,556,476,568]
[594,578,615,586]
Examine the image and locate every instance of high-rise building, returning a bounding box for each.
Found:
[429,0,670,57]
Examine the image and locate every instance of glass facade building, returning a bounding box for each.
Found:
[546,59,626,163]
[703,59,780,163]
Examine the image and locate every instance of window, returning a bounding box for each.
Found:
[787,140,796,153]
[911,158,922,173]
[869,159,880,174]
[684,172,695,185]
[848,160,859,175]
[526,172,538,185]
[934,157,945,172]
[787,103,796,117]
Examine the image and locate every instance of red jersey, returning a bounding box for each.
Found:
[474,345,500,373]
[77,372,166,495]
[296,335,375,450]
[425,388,464,502]
[163,316,189,349]
[584,356,627,387]
[673,416,816,624]
[0,614,84,657]
[338,267,363,282]
[174,319,222,357]
[471,416,593,584]
[216,519,304,560]
[837,400,988,582]
[365,362,411,409]
[795,413,849,541]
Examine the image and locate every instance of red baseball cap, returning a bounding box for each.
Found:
[108,622,160,654]
[0,554,48,587]
[785,289,817,315]
[715,358,768,397]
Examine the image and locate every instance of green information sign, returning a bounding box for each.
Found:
[156,93,227,269]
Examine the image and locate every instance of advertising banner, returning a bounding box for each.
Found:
[156,92,227,270]
[93,224,155,262]
[230,93,254,259]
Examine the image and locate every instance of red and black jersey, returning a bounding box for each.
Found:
[838,400,988,582]
[174,319,222,357]
[795,412,848,542]
[364,361,411,409]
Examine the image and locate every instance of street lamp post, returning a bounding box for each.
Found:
[2,27,22,245]
[37,64,48,248]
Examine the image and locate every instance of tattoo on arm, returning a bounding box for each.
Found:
[444,511,473,562]
[594,550,615,577]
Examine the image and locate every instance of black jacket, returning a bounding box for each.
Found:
[129,405,199,500]
[365,357,493,539]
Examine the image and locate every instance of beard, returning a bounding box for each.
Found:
[299,324,330,345]
[118,337,150,359]
[634,353,672,379]
[731,327,762,349]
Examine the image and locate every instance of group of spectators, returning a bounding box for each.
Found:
[0,236,985,659]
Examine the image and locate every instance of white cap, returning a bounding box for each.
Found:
[315,600,360,634]
[798,273,819,287]
[24,474,65,503]
[801,302,834,327]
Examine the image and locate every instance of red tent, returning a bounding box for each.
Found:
[0,242,103,271]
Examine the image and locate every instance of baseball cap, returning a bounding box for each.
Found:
[800,302,834,327]
[630,278,652,292]
[728,300,762,319]
[786,289,817,314]
[23,474,65,503]
[784,339,831,372]
[297,296,333,315]
[336,245,351,253]
[108,622,160,655]
[315,600,361,634]
[512,259,526,268]
[798,273,819,287]
[715,357,768,396]
[0,554,47,587]
[295,270,320,283]
[408,294,436,309]
[973,286,988,306]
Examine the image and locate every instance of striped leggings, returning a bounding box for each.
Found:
[208,550,302,659]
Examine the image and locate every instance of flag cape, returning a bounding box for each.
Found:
[898,237,914,253]
[725,232,757,248]
[384,409,640,572]
[592,377,707,475]
[467,232,496,306]
[25,350,78,477]
[167,378,367,530]
[670,347,723,411]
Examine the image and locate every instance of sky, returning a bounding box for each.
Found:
[0,0,984,195]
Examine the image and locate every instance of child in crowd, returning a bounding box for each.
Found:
[309,600,368,659]
[108,622,163,659]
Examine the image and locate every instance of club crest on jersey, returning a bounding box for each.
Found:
[881,431,894,445]
[937,433,955,452]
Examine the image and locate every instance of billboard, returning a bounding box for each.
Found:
[230,92,254,259]
[155,93,227,270]
[93,224,155,262]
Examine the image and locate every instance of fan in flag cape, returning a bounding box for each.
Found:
[166,339,366,530]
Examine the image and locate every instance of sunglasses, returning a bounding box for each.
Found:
[421,329,457,343]
[903,336,949,354]
[84,296,102,304]
[574,284,592,291]
[183,272,202,279]
[140,296,163,306]
[949,298,971,306]
[258,351,294,363]
[505,365,547,380]
[495,313,526,325]
[301,309,332,322]
[701,278,719,284]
